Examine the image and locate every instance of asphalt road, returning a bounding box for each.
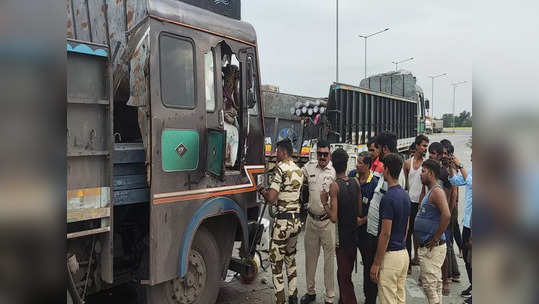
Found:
[216,129,473,304]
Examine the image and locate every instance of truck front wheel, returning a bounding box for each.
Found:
[147,227,220,304]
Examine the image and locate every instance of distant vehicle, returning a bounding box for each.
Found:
[433,119,444,133]
[425,118,434,134]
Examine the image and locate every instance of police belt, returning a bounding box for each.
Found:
[307,209,327,221]
[275,212,299,220]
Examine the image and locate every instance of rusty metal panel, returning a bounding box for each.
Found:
[126,0,148,31]
[87,0,109,45]
[66,0,75,39]
[72,0,91,42]
[105,0,127,66]
[127,30,150,107]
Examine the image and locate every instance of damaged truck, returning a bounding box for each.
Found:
[66,0,266,303]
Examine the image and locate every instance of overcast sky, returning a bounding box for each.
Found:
[242,0,472,118]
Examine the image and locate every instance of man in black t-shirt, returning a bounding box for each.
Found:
[370,153,411,304]
[321,149,362,304]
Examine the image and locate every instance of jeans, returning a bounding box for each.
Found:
[462,227,472,285]
[358,232,378,304]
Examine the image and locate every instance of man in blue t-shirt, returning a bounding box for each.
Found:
[370,153,411,304]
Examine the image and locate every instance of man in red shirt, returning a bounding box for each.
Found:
[368,138,384,175]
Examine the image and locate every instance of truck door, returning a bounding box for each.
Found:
[149,28,210,284]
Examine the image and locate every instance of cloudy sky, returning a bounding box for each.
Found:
[242,0,472,118]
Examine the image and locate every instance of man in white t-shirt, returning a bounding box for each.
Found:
[403,135,429,270]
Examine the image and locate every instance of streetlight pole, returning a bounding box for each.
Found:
[392,57,414,71]
[451,81,467,133]
[336,0,339,82]
[358,27,390,81]
[428,73,447,118]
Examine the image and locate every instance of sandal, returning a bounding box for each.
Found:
[452,276,461,283]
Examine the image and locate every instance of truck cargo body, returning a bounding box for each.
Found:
[262,90,324,163]
[326,83,422,152]
[66,1,266,303]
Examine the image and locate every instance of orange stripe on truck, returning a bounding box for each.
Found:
[153,166,265,204]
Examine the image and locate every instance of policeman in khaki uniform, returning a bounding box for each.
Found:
[300,140,336,304]
[258,139,303,304]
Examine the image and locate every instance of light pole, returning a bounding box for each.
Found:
[392,57,414,71]
[451,81,467,133]
[336,0,339,82]
[428,73,447,118]
[358,27,390,81]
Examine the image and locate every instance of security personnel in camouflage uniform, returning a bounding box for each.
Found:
[258,139,303,304]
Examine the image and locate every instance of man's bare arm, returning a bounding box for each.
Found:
[425,188,451,248]
[403,158,413,190]
[418,185,426,205]
[449,186,457,213]
[321,182,339,223]
[260,188,278,203]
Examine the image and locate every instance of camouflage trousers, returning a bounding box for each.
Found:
[269,217,301,304]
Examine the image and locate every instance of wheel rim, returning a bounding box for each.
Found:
[169,249,207,304]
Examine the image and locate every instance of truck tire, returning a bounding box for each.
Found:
[147,227,220,304]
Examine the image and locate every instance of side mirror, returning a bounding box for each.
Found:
[425,99,430,109]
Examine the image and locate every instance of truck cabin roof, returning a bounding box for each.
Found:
[149,0,257,45]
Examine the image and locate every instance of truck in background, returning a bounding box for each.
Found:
[66,1,266,303]
[359,70,428,134]
[263,80,428,168]
[262,89,325,166]
[433,119,444,133]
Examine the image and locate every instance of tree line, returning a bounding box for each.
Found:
[441,110,472,127]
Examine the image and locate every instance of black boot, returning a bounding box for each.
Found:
[300,293,316,304]
[288,295,298,304]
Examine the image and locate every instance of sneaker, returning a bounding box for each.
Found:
[300,293,315,304]
[461,285,472,298]
[289,295,298,304]
[464,296,472,304]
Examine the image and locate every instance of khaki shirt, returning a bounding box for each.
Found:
[269,158,303,213]
[302,160,336,216]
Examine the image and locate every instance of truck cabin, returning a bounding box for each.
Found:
[67,0,265,300]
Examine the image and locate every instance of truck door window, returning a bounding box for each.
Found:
[159,34,195,108]
[204,50,216,112]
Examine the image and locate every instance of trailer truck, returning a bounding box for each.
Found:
[66,1,266,303]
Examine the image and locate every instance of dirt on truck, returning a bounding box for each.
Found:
[66,1,267,303]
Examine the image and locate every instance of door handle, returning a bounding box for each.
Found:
[219,109,224,127]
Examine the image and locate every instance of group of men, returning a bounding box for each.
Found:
[257,131,472,304]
